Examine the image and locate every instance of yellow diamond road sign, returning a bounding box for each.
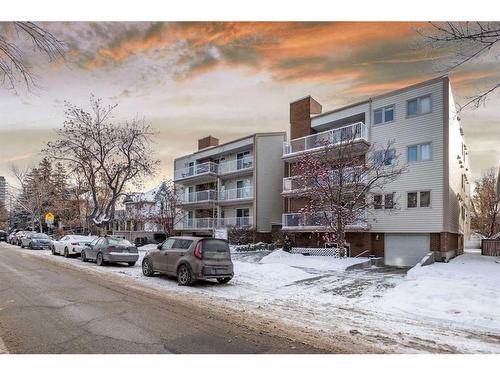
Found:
[45,212,54,223]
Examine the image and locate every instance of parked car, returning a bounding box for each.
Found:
[7,230,21,244]
[14,231,31,246]
[21,232,52,249]
[0,230,7,242]
[51,235,97,257]
[81,236,139,266]
[142,236,234,286]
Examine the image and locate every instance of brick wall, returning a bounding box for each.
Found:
[289,96,322,140]
[198,136,219,150]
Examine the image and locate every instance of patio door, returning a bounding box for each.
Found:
[236,208,250,226]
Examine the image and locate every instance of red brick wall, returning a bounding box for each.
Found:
[289,97,322,140]
[198,136,219,150]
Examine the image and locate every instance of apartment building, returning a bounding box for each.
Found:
[0,176,6,208]
[282,76,471,266]
[173,133,285,240]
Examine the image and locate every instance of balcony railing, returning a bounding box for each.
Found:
[219,186,253,201]
[174,161,218,180]
[175,216,253,230]
[282,211,368,230]
[217,216,253,227]
[182,189,217,204]
[283,169,365,194]
[282,177,302,193]
[174,156,253,181]
[218,156,253,175]
[283,122,368,156]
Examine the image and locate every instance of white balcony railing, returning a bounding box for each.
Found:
[283,122,368,156]
[174,156,253,181]
[175,216,253,230]
[217,216,253,227]
[283,169,365,194]
[219,186,253,201]
[218,156,253,175]
[282,211,368,230]
[174,161,218,180]
[182,189,217,204]
[282,177,302,193]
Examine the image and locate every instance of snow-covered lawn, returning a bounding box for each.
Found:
[7,243,500,353]
[378,251,500,332]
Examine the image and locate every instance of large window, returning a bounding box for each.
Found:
[407,143,432,162]
[374,149,396,166]
[407,191,431,208]
[407,95,431,117]
[373,194,383,209]
[373,193,394,209]
[373,104,395,125]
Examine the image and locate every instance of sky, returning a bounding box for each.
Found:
[0,21,499,191]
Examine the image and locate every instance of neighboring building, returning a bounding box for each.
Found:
[0,176,6,208]
[497,165,500,196]
[173,133,286,241]
[282,76,471,266]
[112,181,171,244]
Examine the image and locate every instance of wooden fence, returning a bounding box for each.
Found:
[481,239,500,256]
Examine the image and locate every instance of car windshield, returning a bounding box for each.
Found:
[108,237,133,246]
[32,233,50,239]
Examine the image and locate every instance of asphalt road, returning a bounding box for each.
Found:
[0,242,324,354]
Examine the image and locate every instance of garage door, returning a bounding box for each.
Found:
[385,234,430,267]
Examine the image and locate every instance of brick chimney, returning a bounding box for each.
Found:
[289,96,322,140]
[198,135,219,150]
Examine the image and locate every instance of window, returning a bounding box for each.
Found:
[173,239,193,249]
[161,238,175,251]
[374,149,396,166]
[407,143,432,162]
[374,194,383,209]
[420,191,430,207]
[384,193,394,209]
[407,192,418,208]
[407,95,431,117]
[373,105,395,125]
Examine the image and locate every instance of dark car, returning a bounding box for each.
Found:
[21,232,52,249]
[81,236,139,266]
[142,236,234,286]
[0,230,7,242]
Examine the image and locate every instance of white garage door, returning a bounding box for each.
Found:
[385,234,430,267]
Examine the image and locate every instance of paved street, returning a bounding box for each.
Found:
[0,242,325,354]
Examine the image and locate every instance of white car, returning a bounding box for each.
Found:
[51,235,97,258]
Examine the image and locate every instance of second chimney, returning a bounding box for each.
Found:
[198,135,219,151]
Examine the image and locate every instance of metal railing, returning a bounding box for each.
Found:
[175,216,253,230]
[283,122,368,156]
[282,176,302,193]
[182,189,217,204]
[282,169,365,194]
[217,156,253,175]
[282,211,367,229]
[174,161,219,180]
[175,217,215,230]
[219,186,253,201]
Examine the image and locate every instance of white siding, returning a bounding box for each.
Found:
[255,133,286,232]
[311,102,369,128]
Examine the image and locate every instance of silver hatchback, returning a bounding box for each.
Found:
[81,236,139,266]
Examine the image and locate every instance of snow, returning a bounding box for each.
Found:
[8,242,500,353]
[260,249,367,271]
[378,252,500,332]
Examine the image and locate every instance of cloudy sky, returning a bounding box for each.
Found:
[0,22,499,190]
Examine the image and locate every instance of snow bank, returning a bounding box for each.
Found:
[260,249,367,271]
[379,253,500,332]
[234,261,312,288]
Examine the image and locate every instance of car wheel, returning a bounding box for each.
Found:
[142,258,154,277]
[29,242,33,249]
[217,277,232,284]
[96,252,105,266]
[177,264,193,286]
[81,251,87,262]
[21,243,25,248]
[51,247,57,255]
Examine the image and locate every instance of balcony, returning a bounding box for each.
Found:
[283,121,368,158]
[282,212,368,231]
[282,169,366,196]
[175,216,253,231]
[174,161,218,182]
[180,189,217,206]
[217,156,253,177]
[282,176,303,195]
[219,186,253,203]
[217,216,253,227]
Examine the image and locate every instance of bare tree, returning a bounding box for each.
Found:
[145,180,183,236]
[44,96,160,229]
[291,137,406,256]
[0,22,66,90]
[0,202,8,230]
[470,168,500,238]
[421,22,500,111]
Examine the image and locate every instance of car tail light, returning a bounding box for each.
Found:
[71,242,79,246]
[106,246,115,253]
[194,242,202,259]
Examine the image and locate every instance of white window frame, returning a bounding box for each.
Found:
[373,104,395,125]
[407,142,432,163]
[407,190,432,209]
[406,94,432,118]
